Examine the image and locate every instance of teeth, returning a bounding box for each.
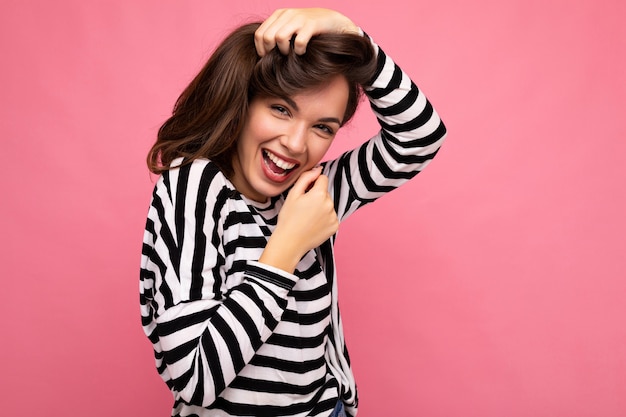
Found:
[265,150,296,170]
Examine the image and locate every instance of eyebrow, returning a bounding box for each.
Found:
[282,96,343,126]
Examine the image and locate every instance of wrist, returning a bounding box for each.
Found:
[259,232,303,274]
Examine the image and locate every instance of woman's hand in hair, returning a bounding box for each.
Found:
[255,8,360,56]
[259,166,339,274]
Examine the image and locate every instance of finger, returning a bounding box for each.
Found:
[274,29,296,55]
[266,14,306,55]
[289,23,315,55]
[254,27,275,57]
[289,166,322,196]
[258,24,293,56]
[309,173,329,193]
[257,9,316,55]
[271,15,318,55]
[254,9,285,56]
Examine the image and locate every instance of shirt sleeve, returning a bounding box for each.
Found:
[323,36,448,221]
[139,159,298,407]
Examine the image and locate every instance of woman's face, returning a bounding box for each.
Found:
[231,75,349,202]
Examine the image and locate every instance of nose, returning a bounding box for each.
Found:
[280,124,307,155]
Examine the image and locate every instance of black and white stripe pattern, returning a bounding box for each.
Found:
[140,37,446,417]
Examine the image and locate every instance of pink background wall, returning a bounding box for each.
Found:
[2,0,624,416]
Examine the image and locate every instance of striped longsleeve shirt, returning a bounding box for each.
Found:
[140,37,447,417]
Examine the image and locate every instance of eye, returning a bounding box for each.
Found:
[271,105,290,116]
[315,124,335,136]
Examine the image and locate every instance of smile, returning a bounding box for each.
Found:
[262,149,299,176]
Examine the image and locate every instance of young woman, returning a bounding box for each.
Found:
[140,8,446,417]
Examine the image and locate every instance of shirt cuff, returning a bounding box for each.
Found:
[247,261,298,292]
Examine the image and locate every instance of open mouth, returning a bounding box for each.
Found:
[262,149,299,177]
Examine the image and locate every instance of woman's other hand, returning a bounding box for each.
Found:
[259,166,339,273]
[254,8,360,56]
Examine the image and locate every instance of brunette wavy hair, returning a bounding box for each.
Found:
[147,22,377,176]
